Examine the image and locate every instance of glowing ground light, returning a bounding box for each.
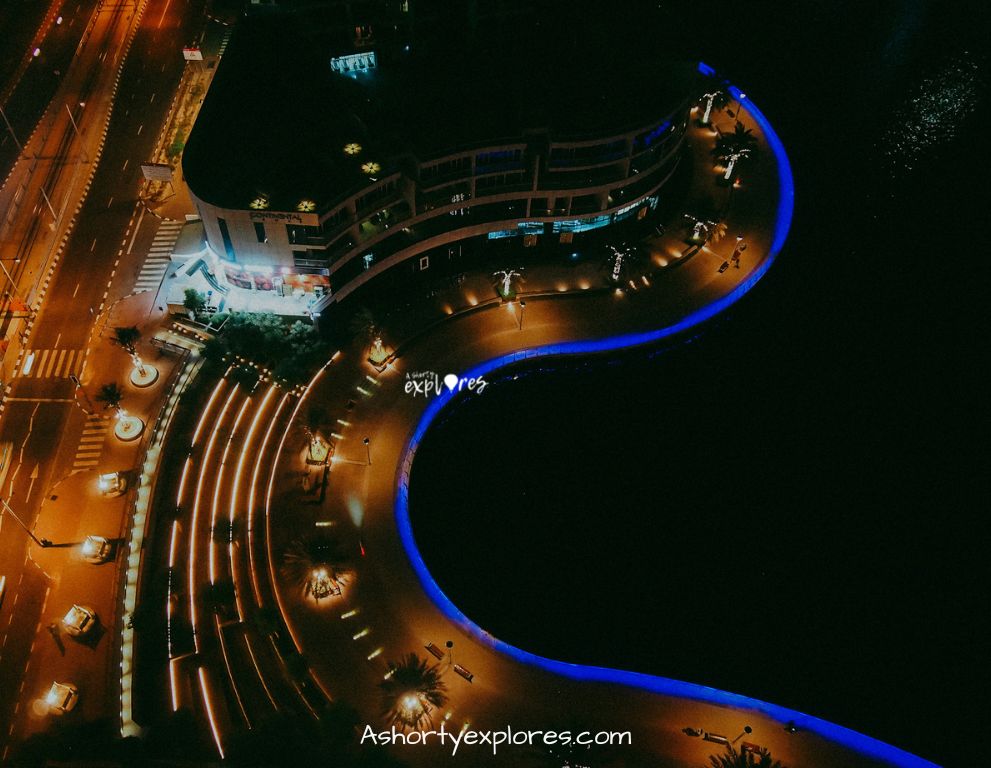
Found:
[297,199,316,212]
[343,142,362,155]
[249,196,270,210]
[360,161,381,175]
[389,68,933,768]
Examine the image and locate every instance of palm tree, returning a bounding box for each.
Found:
[112,326,140,354]
[112,326,148,376]
[712,122,759,181]
[281,534,351,600]
[380,653,447,730]
[601,243,643,284]
[492,268,524,299]
[708,746,787,768]
[699,90,728,125]
[96,383,124,415]
[349,306,386,360]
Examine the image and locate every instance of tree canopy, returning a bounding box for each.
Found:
[205,311,329,384]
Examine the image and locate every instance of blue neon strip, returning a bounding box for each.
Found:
[395,67,934,768]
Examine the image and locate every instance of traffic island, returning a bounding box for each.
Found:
[114,414,145,442]
[129,364,160,388]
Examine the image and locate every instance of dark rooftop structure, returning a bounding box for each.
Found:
[183,0,698,213]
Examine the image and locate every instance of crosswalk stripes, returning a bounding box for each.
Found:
[218,29,232,57]
[72,413,109,472]
[19,349,83,379]
[134,220,182,294]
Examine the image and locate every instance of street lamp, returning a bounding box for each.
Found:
[0,498,51,547]
[732,725,753,744]
[363,437,371,466]
[732,235,747,268]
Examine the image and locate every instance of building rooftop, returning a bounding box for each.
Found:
[182,0,698,213]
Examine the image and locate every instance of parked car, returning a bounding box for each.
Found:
[46,682,79,714]
[81,535,112,564]
[98,472,126,496]
[61,605,97,636]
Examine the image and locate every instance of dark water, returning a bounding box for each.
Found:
[410,2,988,767]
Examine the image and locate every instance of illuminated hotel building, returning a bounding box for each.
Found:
[182,0,700,308]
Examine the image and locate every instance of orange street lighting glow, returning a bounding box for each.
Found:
[169,658,181,711]
[248,390,288,606]
[198,668,225,758]
[190,386,238,646]
[192,380,225,446]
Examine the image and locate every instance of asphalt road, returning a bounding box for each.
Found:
[0,0,102,185]
[0,0,206,755]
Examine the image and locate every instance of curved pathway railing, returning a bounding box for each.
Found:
[389,71,934,768]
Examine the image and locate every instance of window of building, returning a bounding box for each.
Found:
[217,218,236,261]
[254,222,267,242]
[552,215,611,234]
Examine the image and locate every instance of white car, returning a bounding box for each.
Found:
[62,605,97,637]
[97,472,126,496]
[81,535,112,564]
[46,682,79,714]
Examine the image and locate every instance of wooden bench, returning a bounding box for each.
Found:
[424,642,445,660]
[703,732,729,745]
[453,664,474,683]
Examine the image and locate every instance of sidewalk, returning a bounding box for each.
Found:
[14,327,181,740]
[254,96,794,767]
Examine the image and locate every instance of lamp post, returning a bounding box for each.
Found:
[446,640,454,666]
[0,498,50,547]
[363,437,371,466]
[518,300,526,330]
[732,725,753,744]
[733,92,747,118]
[732,236,747,268]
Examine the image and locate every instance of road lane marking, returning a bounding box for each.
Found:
[72,414,109,472]
[17,350,81,379]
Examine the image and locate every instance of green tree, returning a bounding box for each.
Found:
[183,287,206,314]
[112,326,140,354]
[699,89,729,125]
[348,306,380,342]
[380,653,448,730]
[281,534,352,599]
[96,382,124,414]
[707,746,787,768]
[713,121,759,181]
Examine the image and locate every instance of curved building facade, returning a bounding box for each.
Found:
[183,1,700,307]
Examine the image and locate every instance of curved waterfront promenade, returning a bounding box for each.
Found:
[166,69,935,767]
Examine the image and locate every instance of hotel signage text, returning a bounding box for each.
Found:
[249,210,319,226]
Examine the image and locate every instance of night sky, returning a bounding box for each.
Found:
[411,3,988,767]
